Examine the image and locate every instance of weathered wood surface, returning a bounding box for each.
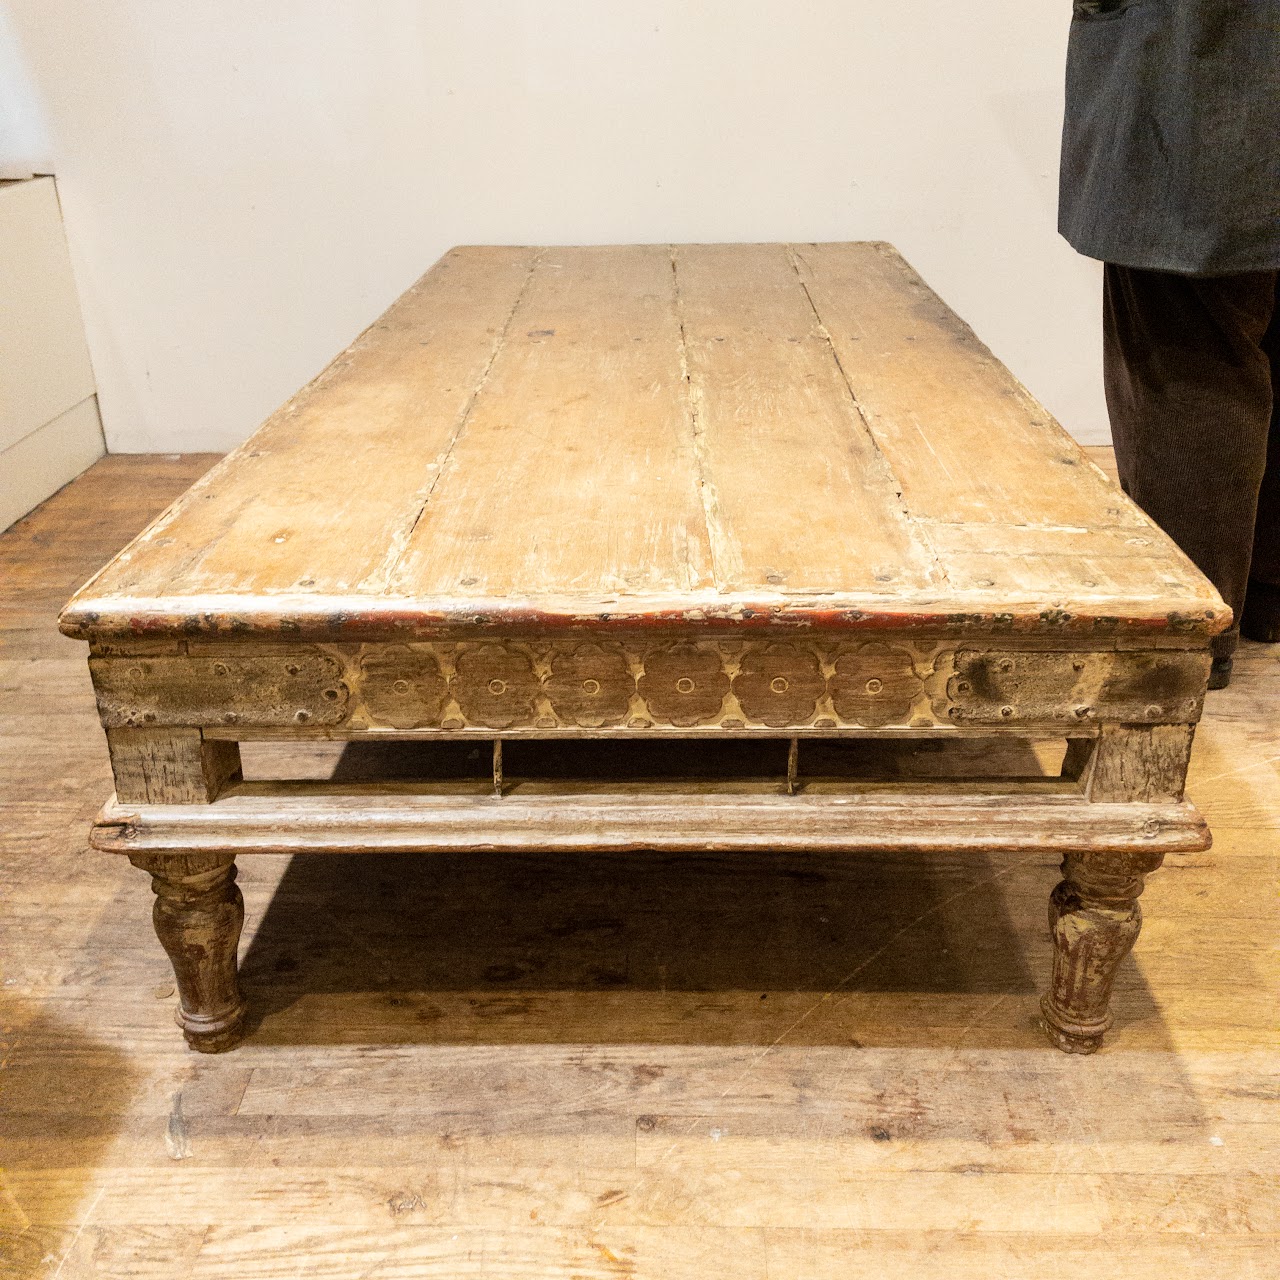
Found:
[59,243,1228,641]
[53,250,1224,1062]
[104,727,241,804]
[4,455,1280,1279]
[1040,849,1163,1053]
[86,640,1212,734]
[127,851,246,1053]
[89,791,1211,858]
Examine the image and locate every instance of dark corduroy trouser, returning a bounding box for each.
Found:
[1103,264,1280,660]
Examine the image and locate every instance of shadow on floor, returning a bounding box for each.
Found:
[0,1006,136,1278]
[233,740,1177,1054]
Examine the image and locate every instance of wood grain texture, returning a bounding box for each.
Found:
[59,243,1229,642]
[59,248,1217,1055]
[1088,724,1197,803]
[105,728,241,805]
[1040,849,1163,1053]
[669,242,937,593]
[789,243,1136,529]
[62,247,539,603]
[388,244,715,599]
[127,852,246,1053]
[89,791,1211,858]
[87,639,1210,734]
[16,391,1275,1275]
[2,448,1277,1278]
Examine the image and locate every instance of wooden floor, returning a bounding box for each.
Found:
[2,452,1277,1280]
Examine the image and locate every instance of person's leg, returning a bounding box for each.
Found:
[1104,265,1278,680]
[1240,277,1280,641]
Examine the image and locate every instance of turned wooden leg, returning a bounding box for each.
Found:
[129,851,247,1052]
[1039,850,1162,1054]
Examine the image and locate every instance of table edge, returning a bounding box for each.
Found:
[58,592,1232,643]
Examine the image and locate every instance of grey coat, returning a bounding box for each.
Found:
[1059,0,1280,276]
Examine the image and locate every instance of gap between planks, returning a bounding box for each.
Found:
[670,245,738,591]
[367,248,546,594]
[785,242,954,594]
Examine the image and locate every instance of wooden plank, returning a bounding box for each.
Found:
[386,244,715,599]
[1089,724,1198,803]
[88,791,1211,856]
[16,1163,1278,1234]
[229,1046,1280,1116]
[186,1225,768,1280]
[670,242,938,593]
[0,453,218,663]
[790,242,1140,528]
[55,243,1231,642]
[948,649,1209,726]
[61,246,539,604]
[922,521,1220,613]
[1186,717,1280,829]
[90,648,350,729]
[14,1091,1280,1176]
[762,1231,1278,1280]
[105,727,241,804]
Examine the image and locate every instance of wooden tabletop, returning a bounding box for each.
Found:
[61,242,1227,642]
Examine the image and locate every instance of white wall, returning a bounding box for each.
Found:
[0,5,52,178]
[6,0,1109,453]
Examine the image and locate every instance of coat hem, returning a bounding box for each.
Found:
[1059,231,1280,280]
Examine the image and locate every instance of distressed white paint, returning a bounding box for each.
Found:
[4,1,1108,452]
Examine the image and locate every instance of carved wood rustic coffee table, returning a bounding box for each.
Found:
[62,243,1226,1055]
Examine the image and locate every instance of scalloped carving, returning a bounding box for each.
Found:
[360,645,447,729]
[733,642,825,727]
[638,642,730,727]
[544,641,633,728]
[452,643,539,729]
[830,642,922,727]
[92,636,1203,737]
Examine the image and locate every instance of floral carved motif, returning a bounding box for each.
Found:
[359,645,448,729]
[544,642,633,728]
[452,643,539,729]
[733,642,826,727]
[99,636,1197,736]
[638,643,731,727]
[829,642,923,727]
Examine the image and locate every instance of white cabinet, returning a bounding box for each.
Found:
[1,175,104,530]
